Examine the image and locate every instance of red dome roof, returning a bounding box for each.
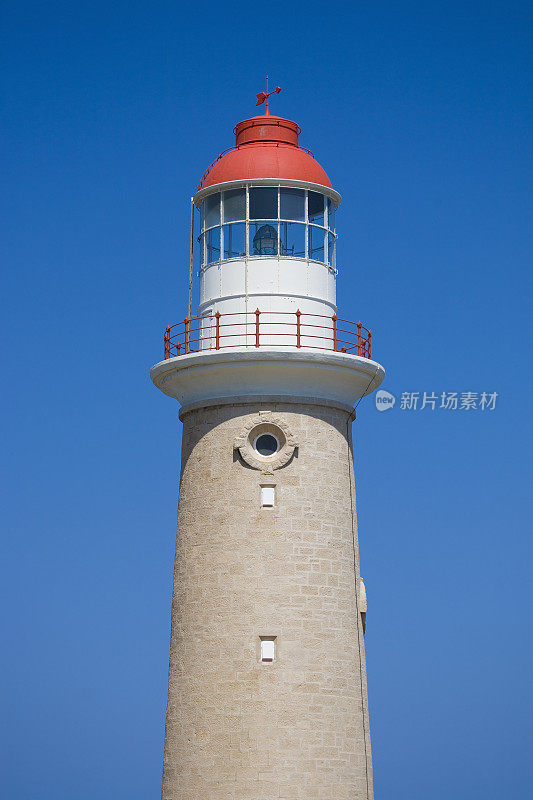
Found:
[197,114,332,191]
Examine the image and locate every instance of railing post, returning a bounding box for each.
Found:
[177,342,181,355]
[215,311,221,350]
[357,321,362,356]
[296,309,301,348]
[255,308,260,348]
[164,326,170,359]
[332,314,337,351]
[184,317,190,354]
[367,330,372,359]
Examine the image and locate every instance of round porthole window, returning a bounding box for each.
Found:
[235,416,296,471]
[254,433,279,457]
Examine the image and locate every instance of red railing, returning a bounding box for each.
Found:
[163,310,372,359]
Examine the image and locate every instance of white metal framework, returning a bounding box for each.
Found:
[196,184,338,270]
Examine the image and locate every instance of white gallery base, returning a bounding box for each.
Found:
[150,348,385,411]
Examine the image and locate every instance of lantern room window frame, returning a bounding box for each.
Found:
[197,184,337,271]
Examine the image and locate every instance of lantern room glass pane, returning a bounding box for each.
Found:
[308,191,324,225]
[280,188,305,221]
[280,222,305,257]
[327,231,335,266]
[206,226,221,263]
[327,198,335,231]
[250,221,279,255]
[249,187,278,220]
[308,225,325,261]
[204,193,221,228]
[198,234,204,267]
[223,223,246,259]
[223,189,246,222]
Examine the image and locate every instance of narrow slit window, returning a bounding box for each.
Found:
[260,638,276,662]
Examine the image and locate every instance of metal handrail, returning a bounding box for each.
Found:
[163,310,372,360]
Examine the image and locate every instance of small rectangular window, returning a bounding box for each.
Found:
[223,222,246,259]
[260,638,276,662]
[308,225,325,262]
[249,187,278,220]
[206,226,221,264]
[280,222,305,257]
[204,193,221,228]
[308,191,325,225]
[198,233,204,267]
[327,198,336,232]
[280,188,305,221]
[327,231,336,267]
[223,188,246,222]
[250,221,279,256]
[261,486,275,507]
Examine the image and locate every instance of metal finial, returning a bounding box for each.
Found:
[255,75,281,116]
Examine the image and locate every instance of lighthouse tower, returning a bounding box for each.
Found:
[151,85,385,800]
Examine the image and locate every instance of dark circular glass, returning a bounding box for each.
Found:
[254,434,279,456]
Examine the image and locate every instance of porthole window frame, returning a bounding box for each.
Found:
[234,415,298,472]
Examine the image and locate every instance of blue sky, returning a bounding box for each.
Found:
[1,1,532,798]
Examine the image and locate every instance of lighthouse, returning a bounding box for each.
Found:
[151,83,385,800]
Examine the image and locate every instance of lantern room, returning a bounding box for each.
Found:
[192,102,342,336]
[196,185,337,268]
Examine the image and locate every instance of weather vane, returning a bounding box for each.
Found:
[256,75,281,116]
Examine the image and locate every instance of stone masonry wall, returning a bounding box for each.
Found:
[161,400,373,800]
